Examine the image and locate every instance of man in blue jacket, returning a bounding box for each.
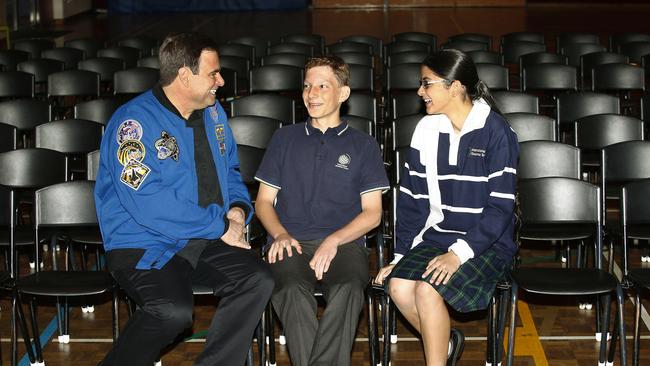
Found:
[95,32,273,366]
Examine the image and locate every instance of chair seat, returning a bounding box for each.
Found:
[628,224,650,240]
[512,268,619,295]
[0,226,37,247]
[192,283,214,295]
[63,227,103,245]
[520,224,594,241]
[17,271,114,296]
[629,268,650,289]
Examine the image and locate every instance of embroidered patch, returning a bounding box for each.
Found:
[154,131,179,161]
[120,160,151,191]
[215,124,225,141]
[209,105,219,121]
[469,148,486,157]
[117,140,145,166]
[116,119,143,144]
[335,154,351,170]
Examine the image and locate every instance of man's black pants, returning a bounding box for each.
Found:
[100,244,274,366]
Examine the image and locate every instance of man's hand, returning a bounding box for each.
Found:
[267,233,302,263]
[309,237,339,280]
[374,264,395,285]
[421,252,461,285]
[227,207,246,225]
[220,217,250,249]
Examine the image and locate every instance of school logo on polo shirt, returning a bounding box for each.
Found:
[335,154,351,170]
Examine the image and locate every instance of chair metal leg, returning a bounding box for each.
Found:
[616,285,627,366]
[382,295,392,366]
[497,286,510,363]
[112,287,120,340]
[266,304,276,366]
[15,291,36,365]
[487,294,496,365]
[598,294,611,364]
[506,283,518,366]
[367,285,379,366]
[634,289,641,366]
[28,296,44,363]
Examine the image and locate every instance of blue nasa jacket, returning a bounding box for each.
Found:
[94,90,253,270]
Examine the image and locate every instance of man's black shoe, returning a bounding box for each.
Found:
[447,328,465,366]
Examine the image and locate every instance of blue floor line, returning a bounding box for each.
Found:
[18,316,58,366]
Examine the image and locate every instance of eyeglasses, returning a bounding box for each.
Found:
[419,79,449,89]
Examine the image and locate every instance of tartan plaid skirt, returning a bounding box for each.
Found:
[388,244,510,313]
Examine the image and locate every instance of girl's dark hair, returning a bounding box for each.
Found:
[422,49,502,115]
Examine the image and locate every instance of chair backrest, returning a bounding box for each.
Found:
[0,71,35,98]
[64,38,105,59]
[230,94,295,123]
[519,177,599,224]
[467,50,503,65]
[218,43,256,65]
[392,32,437,50]
[386,62,420,92]
[391,93,425,119]
[560,43,606,67]
[556,32,601,51]
[40,47,84,70]
[602,141,650,183]
[573,114,643,150]
[230,36,269,62]
[556,92,620,124]
[502,32,545,45]
[343,115,373,136]
[340,35,383,59]
[87,149,100,181]
[448,33,492,49]
[580,51,629,79]
[493,91,539,114]
[0,148,68,188]
[518,141,581,179]
[622,38,650,65]
[520,52,568,69]
[35,119,104,154]
[0,49,30,71]
[219,55,250,80]
[216,68,237,98]
[228,115,281,149]
[236,145,265,184]
[249,65,302,93]
[281,34,324,54]
[385,41,431,58]
[610,32,650,52]
[332,51,373,67]
[261,52,308,68]
[504,112,556,142]
[118,36,158,57]
[17,58,65,83]
[74,98,121,125]
[522,64,577,92]
[113,67,159,95]
[388,50,427,67]
[0,122,17,152]
[392,113,425,150]
[97,46,141,68]
[342,93,376,122]
[501,40,546,64]
[442,40,488,53]
[35,181,97,227]
[78,57,126,82]
[137,56,160,69]
[0,99,50,130]
[476,63,509,90]
[348,64,373,92]
[327,42,372,55]
[592,63,645,92]
[13,38,55,59]
[268,42,313,57]
[48,70,101,97]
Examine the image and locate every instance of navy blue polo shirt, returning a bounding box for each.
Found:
[255,120,389,244]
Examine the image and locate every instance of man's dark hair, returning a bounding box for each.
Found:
[158,32,219,86]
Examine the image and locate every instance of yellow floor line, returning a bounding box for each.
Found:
[505,300,549,366]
